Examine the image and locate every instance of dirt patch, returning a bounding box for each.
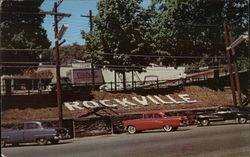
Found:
[1,86,239,125]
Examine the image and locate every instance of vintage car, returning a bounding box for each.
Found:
[1,120,70,147]
[122,111,188,134]
[197,105,250,126]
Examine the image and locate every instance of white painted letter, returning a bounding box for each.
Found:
[114,98,137,107]
[178,94,198,103]
[147,96,160,105]
[154,95,173,104]
[132,96,149,106]
[166,95,185,104]
[64,102,84,111]
[83,101,99,108]
[99,100,118,107]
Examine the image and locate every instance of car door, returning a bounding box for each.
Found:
[152,114,164,129]
[140,114,155,130]
[8,123,25,143]
[23,122,41,142]
[216,108,231,120]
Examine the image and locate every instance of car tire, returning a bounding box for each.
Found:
[173,127,178,131]
[50,139,59,144]
[200,119,210,126]
[1,139,5,148]
[127,126,136,134]
[163,125,173,132]
[238,117,247,124]
[36,138,48,145]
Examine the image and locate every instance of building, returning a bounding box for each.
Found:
[1,70,52,95]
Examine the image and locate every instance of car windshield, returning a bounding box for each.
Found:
[164,113,176,117]
[41,122,54,128]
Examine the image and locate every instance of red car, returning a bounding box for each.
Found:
[122,111,188,134]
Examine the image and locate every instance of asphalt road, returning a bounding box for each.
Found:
[2,123,250,157]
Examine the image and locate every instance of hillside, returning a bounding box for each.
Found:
[1,85,244,125]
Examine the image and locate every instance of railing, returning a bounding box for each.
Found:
[1,68,248,95]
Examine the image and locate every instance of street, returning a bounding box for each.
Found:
[2,123,250,157]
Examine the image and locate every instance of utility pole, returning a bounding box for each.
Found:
[223,22,237,105]
[81,10,95,89]
[40,0,71,127]
[228,28,242,106]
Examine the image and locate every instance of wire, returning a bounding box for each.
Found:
[1,49,247,60]
[0,48,50,51]
[0,62,55,64]
[99,53,227,59]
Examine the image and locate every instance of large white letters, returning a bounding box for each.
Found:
[99,100,118,107]
[114,98,137,107]
[64,94,199,111]
[132,96,149,106]
[83,101,99,108]
[178,94,198,103]
[64,102,84,111]
[165,95,185,104]
[146,96,160,105]
[154,95,173,104]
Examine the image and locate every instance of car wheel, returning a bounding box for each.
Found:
[50,139,59,144]
[1,139,5,148]
[200,119,210,126]
[238,117,247,124]
[127,126,136,134]
[173,127,178,131]
[163,125,173,132]
[36,138,48,145]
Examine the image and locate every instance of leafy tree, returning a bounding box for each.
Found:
[83,0,158,89]
[0,0,51,74]
[59,43,89,65]
[154,0,248,67]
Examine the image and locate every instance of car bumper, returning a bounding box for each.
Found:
[180,121,189,126]
[54,134,71,140]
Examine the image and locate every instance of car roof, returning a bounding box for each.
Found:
[219,105,241,108]
[16,120,50,124]
[143,111,165,114]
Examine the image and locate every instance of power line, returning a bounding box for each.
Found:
[0,62,55,64]
[1,48,247,60]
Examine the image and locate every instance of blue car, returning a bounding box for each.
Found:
[1,121,70,147]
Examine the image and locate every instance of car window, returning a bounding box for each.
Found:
[154,114,162,118]
[26,123,39,129]
[13,124,24,130]
[144,114,153,119]
[218,108,230,112]
[230,107,239,112]
[41,122,54,128]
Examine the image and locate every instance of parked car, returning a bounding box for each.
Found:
[1,121,70,147]
[122,111,188,134]
[197,105,250,126]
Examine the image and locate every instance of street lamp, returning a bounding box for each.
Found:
[57,23,69,41]
[226,32,248,50]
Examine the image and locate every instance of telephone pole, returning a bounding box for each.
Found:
[223,22,237,105]
[81,10,95,88]
[228,31,242,106]
[40,0,71,127]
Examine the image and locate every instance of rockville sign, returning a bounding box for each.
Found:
[64,94,198,111]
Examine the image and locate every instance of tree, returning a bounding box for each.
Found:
[59,43,89,65]
[83,0,158,89]
[0,0,51,74]
[154,0,248,67]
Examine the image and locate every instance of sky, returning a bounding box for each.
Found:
[41,0,151,47]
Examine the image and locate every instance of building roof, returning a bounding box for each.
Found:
[1,70,53,79]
